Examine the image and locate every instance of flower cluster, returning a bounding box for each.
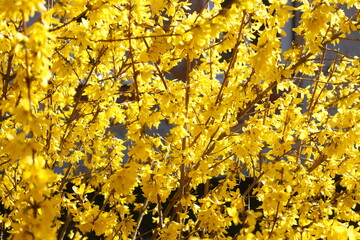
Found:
[0,0,359,239]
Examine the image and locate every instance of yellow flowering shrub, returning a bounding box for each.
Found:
[1,0,360,239]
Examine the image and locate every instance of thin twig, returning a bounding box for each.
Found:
[132,198,149,240]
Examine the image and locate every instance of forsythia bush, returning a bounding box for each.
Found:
[1,0,360,239]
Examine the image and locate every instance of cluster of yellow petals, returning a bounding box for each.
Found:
[0,0,359,239]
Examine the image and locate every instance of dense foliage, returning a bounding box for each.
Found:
[1,0,360,239]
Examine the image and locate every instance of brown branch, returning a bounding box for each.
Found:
[128,4,140,102]
[215,12,247,106]
[50,9,89,32]
[132,198,150,240]
[95,34,179,42]
[193,0,211,24]
[268,167,283,238]
[59,46,107,151]
[142,38,168,90]
[338,37,360,41]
